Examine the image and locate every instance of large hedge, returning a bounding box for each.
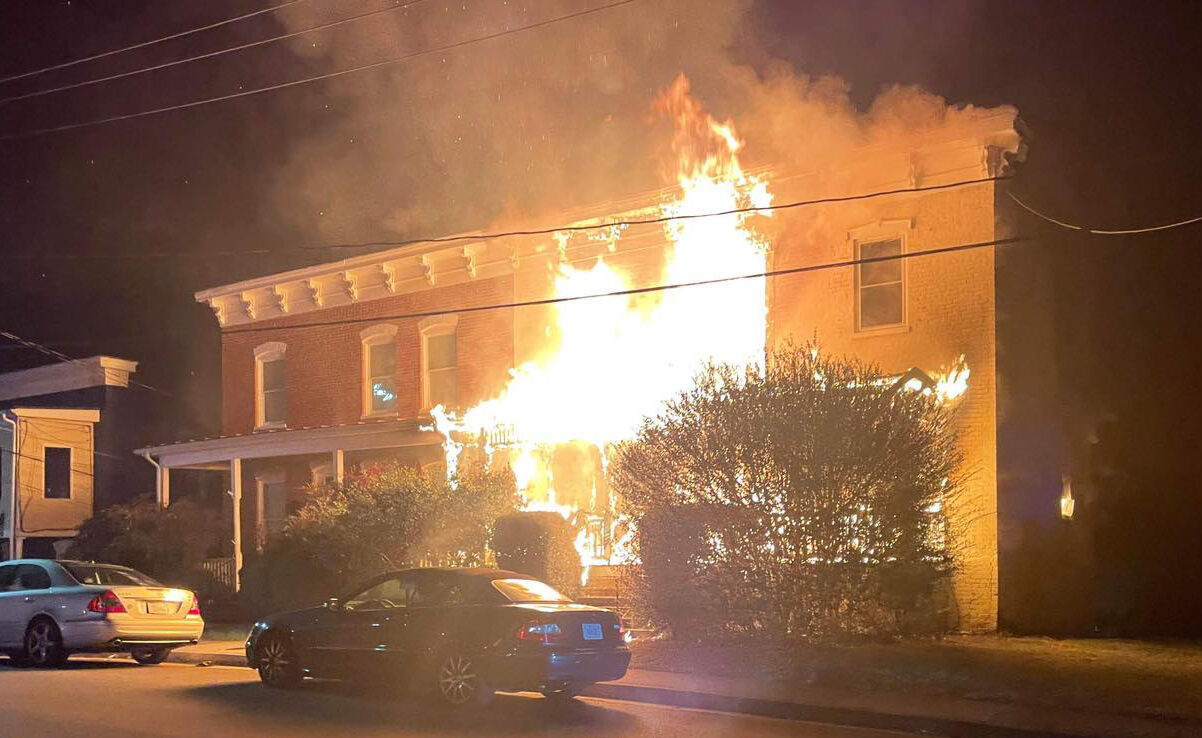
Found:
[492,511,582,598]
[611,343,963,642]
[242,461,518,614]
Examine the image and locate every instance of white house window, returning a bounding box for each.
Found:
[263,482,288,537]
[420,316,458,410]
[361,324,399,416]
[43,447,71,499]
[856,238,905,330]
[254,342,287,429]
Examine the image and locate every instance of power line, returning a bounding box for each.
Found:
[0,0,306,85]
[0,0,640,141]
[1,1,428,105]
[0,330,169,396]
[1009,191,1202,235]
[224,235,1031,335]
[0,176,1006,260]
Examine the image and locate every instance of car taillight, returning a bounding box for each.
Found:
[187,594,201,617]
[517,619,565,644]
[616,617,633,644]
[86,590,126,614]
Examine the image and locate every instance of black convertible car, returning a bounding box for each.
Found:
[245,567,631,706]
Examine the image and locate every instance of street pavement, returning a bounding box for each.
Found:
[0,657,920,738]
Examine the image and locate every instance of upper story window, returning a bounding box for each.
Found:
[254,342,287,429]
[361,324,399,416]
[43,446,71,499]
[420,316,458,411]
[856,237,905,331]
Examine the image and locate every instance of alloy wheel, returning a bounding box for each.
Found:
[257,635,299,688]
[25,621,62,667]
[437,653,478,705]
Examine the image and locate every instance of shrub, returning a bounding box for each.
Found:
[242,461,518,613]
[492,511,583,597]
[611,342,963,642]
[67,497,223,587]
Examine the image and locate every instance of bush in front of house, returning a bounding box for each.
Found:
[241,460,519,614]
[492,511,583,598]
[610,342,963,642]
[67,496,224,589]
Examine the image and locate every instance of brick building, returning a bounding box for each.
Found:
[139,108,1058,632]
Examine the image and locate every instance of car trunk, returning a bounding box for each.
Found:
[513,604,623,647]
[110,587,192,619]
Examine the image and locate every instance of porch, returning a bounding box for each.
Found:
[135,418,444,591]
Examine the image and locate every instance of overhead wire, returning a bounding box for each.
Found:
[0,0,640,141]
[0,330,169,396]
[1009,191,1202,235]
[0,0,429,105]
[0,0,307,85]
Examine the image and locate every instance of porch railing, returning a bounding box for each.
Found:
[200,557,237,592]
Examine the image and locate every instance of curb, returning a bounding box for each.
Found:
[162,649,1129,738]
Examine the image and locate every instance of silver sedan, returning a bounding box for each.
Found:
[0,559,204,666]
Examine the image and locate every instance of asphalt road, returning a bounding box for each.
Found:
[0,657,922,738]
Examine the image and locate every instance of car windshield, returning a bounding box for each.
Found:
[491,578,571,603]
[64,563,161,587]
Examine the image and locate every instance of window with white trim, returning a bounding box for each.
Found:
[361,324,399,416]
[420,316,458,411]
[254,342,287,428]
[856,238,905,330]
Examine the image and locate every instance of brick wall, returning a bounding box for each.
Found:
[769,182,1001,632]
[220,275,514,437]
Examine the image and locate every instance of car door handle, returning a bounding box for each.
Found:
[23,597,34,602]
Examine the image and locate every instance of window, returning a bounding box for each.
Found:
[420,316,458,410]
[491,578,571,603]
[254,342,287,428]
[263,482,288,537]
[64,563,161,587]
[856,238,905,330]
[0,565,16,591]
[345,575,413,611]
[361,324,399,416]
[43,446,71,499]
[14,564,51,591]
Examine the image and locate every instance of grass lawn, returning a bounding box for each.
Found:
[629,635,1202,720]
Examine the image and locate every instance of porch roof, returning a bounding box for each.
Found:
[135,417,442,469]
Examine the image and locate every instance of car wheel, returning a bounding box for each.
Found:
[24,618,67,668]
[435,651,492,708]
[130,647,170,665]
[256,632,302,688]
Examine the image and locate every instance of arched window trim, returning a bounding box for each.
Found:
[253,342,287,430]
[361,324,399,418]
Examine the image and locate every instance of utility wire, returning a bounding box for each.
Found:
[0,0,306,85]
[0,330,169,396]
[0,176,1006,260]
[1,1,428,105]
[1009,191,1202,235]
[224,235,1030,335]
[0,0,639,141]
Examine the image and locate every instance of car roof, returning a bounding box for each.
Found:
[388,567,535,580]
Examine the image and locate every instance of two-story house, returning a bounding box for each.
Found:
[138,107,1069,632]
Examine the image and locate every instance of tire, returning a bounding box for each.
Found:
[434,650,492,708]
[23,618,67,668]
[130,648,170,665]
[255,631,302,689]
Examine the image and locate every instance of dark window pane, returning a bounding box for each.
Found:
[262,358,285,391]
[369,342,396,377]
[0,565,16,590]
[860,283,904,328]
[263,389,287,424]
[371,378,397,412]
[859,239,902,286]
[428,369,457,408]
[427,333,456,371]
[15,564,51,590]
[44,447,71,499]
[265,482,288,536]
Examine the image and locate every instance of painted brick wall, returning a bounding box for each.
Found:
[220,275,514,437]
[768,181,1001,632]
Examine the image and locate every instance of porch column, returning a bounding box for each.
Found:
[254,480,265,553]
[156,464,170,508]
[230,457,243,592]
[333,449,345,484]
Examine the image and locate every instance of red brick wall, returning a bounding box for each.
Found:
[220,275,514,436]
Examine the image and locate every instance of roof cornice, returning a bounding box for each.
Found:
[0,356,138,402]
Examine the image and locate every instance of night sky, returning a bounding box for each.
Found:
[2,0,1200,471]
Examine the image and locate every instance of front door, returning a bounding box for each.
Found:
[0,564,22,647]
[311,574,414,678]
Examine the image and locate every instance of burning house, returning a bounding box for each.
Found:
[137,80,1036,632]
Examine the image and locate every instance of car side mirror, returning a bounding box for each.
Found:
[325,597,341,611]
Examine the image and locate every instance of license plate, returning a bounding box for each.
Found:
[582,623,603,641]
[146,602,177,615]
